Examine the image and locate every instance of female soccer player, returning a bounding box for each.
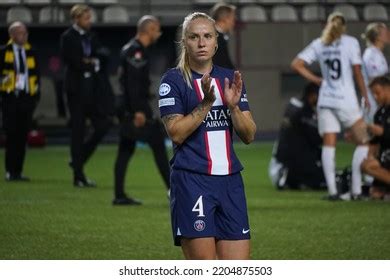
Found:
[291,12,370,200]
[158,12,256,259]
[362,22,389,122]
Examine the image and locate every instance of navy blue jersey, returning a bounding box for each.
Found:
[159,65,250,175]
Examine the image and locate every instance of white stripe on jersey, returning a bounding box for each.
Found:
[205,130,230,175]
[194,78,224,106]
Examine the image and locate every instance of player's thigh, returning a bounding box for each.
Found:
[170,170,217,246]
[318,108,341,138]
[181,237,216,260]
[216,239,250,260]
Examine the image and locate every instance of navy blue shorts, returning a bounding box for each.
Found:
[170,169,250,246]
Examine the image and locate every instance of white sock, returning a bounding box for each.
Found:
[322,146,337,195]
[351,145,369,196]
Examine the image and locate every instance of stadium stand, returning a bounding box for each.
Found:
[7,6,33,24]
[0,0,21,5]
[240,5,268,22]
[302,5,326,22]
[271,4,298,22]
[25,0,51,4]
[38,6,65,23]
[102,5,129,23]
[333,4,359,21]
[89,0,119,4]
[363,4,388,21]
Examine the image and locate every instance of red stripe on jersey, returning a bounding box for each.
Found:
[225,130,232,174]
[215,78,226,105]
[193,79,203,102]
[204,132,212,175]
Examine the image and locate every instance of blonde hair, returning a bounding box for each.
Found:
[362,22,387,47]
[321,12,346,45]
[70,4,90,20]
[177,12,217,88]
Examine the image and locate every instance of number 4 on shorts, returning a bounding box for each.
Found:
[192,195,205,217]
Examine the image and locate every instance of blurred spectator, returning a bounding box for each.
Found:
[60,4,111,187]
[269,83,326,190]
[361,76,390,200]
[113,16,170,206]
[0,21,40,181]
[210,2,236,69]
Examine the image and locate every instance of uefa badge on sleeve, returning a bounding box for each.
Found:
[194,220,206,232]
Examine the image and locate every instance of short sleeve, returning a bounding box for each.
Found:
[364,53,383,79]
[238,82,250,112]
[159,71,185,118]
[297,40,318,65]
[349,38,362,66]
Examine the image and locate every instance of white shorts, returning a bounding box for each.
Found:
[318,106,362,136]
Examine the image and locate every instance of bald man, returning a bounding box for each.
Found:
[113,15,170,205]
[0,21,40,181]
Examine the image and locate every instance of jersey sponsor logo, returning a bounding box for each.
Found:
[194,220,206,232]
[203,108,231,128]
[159,97,175,107]
[159,83,171,96]
[242,228,250,234]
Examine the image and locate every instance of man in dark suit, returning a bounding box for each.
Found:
[210,3,236,69]
[113,16,170,205]
[0,21,40,181]
[60,4,111,187]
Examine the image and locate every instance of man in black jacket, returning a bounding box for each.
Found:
[0,21,40,181]
[269,83,326,190]
[113,16,170,205]
[361,76,390,200]
[60,4,111,187]
[210,3,236,69]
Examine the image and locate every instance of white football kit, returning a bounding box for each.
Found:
[298,35,363,135]
[362,46,389,122]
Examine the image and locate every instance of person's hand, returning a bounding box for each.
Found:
[368,124,384,136]
[362,97,371,112]
[201,73,215,104]
[224,71,243,111]
[133,112,146,128]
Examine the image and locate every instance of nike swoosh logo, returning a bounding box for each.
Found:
[242,229,250,234]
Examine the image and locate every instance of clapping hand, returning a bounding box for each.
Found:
[201,73,216,104]
[224,71,243,111]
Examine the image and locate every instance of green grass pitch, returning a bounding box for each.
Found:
[0,142,389,259]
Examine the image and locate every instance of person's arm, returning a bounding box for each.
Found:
[162,74,215,145]
[353,64,370,109]
[291,58,322,86]
[121,47,150,127]
[224,71,256,144]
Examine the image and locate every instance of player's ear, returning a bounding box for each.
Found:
[214,45,218,53]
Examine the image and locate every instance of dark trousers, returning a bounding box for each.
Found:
[114,121,170,198]
[1,94,35,176]
[67,82,111,178]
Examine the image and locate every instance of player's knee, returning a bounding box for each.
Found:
[351,119,370,145]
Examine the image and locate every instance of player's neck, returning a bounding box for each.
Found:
[374,41,385,51]
[189,60,213,75]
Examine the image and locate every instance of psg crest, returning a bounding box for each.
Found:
[194,220,206,232]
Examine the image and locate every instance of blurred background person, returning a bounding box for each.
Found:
[362,76,390,200]
[269,83,326,190]
[362,22,389,123]
[60,4,111,187]
[113,16,170,206]
[0,21,40,181]
[210,2,236,69]
[291,12,370,200]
